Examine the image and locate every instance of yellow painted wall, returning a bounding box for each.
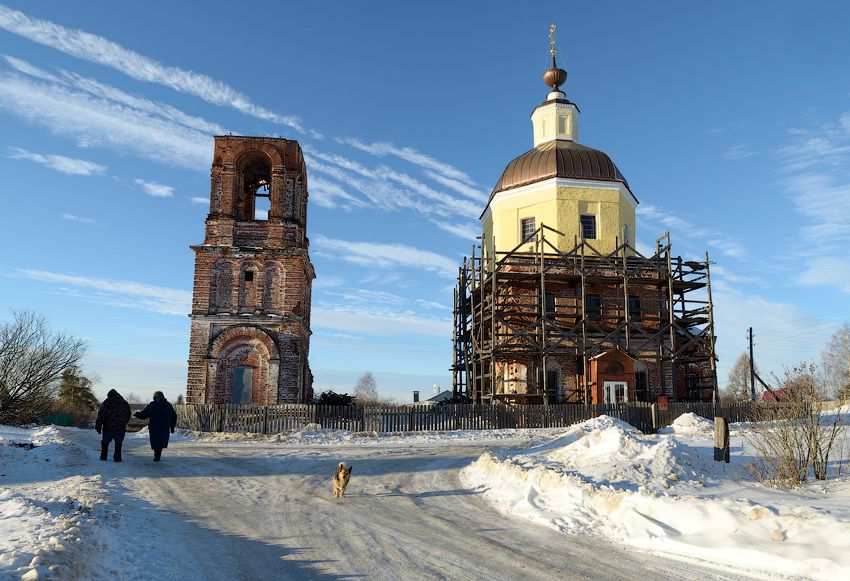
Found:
[484,182,636,257]
[531,102,579,145]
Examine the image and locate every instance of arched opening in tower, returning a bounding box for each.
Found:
[237,153,272,221]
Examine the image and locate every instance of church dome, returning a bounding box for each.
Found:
[491,139,630,196]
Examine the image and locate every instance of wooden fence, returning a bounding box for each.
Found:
[173,400,765,435]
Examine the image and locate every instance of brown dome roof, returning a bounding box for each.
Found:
[489,139,631,202]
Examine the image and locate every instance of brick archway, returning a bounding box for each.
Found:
[207,327,279,404]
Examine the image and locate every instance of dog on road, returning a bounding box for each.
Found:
[332,463,352,498]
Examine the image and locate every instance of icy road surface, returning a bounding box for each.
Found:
[3,426,764,580]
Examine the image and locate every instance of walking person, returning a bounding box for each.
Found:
[95,389,131,462]
[133,391,177,462]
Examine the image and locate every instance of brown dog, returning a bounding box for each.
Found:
[332,462,352,497]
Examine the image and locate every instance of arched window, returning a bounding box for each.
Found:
[239,263,260,309]
[211,261,232,311]
[262,264,280,311]
[236,154,271,221]
[607,361,625,375]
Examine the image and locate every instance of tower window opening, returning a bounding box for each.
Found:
[244,271,254,282]
[558,115,567,134]
[521,217,536,242]
[237,153,272,221]
[580,214,597,239]
[253,181,270,220]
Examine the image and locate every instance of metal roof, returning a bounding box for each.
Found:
[488,139,631,206]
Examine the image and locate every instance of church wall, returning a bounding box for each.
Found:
[485,181,636,257]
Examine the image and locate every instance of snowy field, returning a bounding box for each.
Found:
[0,418,842,580]
[461,413,850,581]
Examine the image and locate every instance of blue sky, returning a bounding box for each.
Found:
[1,1,849,402]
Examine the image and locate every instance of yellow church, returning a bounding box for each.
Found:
[452,29,718,405]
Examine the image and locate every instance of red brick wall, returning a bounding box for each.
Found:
[186,137,314,404]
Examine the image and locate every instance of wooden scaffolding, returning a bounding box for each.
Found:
[451,226,718,404]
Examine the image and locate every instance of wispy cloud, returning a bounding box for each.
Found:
[312,235,457,278]
[0,5,303,132]
[61,213,99,225]
[416,299,449,310]
[636,204,745,259]
[312,304,448,337]
[15,269,191,315]
[797,257,850,293]
[336,137,475,184]
[430,219,479,241]
[190,196,208,206]
[135,179,174,197]
[304,148,481,227]
[308,175,366,210]
[7,146,106,175]
[0,68,212,169]
[423,170,487,201]
[723,144,759,160]
[712,284,829,386]
[777,110,850,292]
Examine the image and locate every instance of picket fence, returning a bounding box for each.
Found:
[174,400,767,436]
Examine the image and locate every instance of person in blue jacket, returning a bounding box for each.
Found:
[133,391,177,462]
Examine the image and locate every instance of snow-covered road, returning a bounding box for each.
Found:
[3,426,760,580]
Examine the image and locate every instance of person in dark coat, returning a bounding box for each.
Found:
[133,391,177,462]
[95,389,131,462]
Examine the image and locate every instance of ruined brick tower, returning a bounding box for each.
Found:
[186,136,314,404]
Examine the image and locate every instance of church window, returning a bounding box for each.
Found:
[623,224,630,245]
[628,295,641,318]
[262,265,279,310]
[580,214,597,239]
[213,263,232,310]
[544,292,556,315]
[558,115,567,134]
[253,183,270,220]
[521,217,536,242]
[244,271,254,282]
[585,294,601,318]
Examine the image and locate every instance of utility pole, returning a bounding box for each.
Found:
[748,327,756,401]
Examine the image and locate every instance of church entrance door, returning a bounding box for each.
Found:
[232,366,253,404]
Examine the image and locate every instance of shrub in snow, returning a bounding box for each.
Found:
[744,362,847,486]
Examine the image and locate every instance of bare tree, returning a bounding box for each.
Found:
[744,361,846,486]
[0,311,86,425]
[822,323,850,400]
[353,372,379,403]
[125,392,145,404]
[723,352,755,401]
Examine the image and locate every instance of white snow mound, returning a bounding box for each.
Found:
[657,412,714,435]
[461,415,850,580]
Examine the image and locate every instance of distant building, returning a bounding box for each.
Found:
[186,136,315,404]
[411,390,454,406]
[452,30,718,405]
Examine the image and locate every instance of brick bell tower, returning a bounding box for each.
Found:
[186,136,314,404]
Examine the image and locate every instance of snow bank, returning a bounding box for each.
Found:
[461,414,850,580]
[656,412,714,435]
[127,426,193,442]
[0,426,110,579]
